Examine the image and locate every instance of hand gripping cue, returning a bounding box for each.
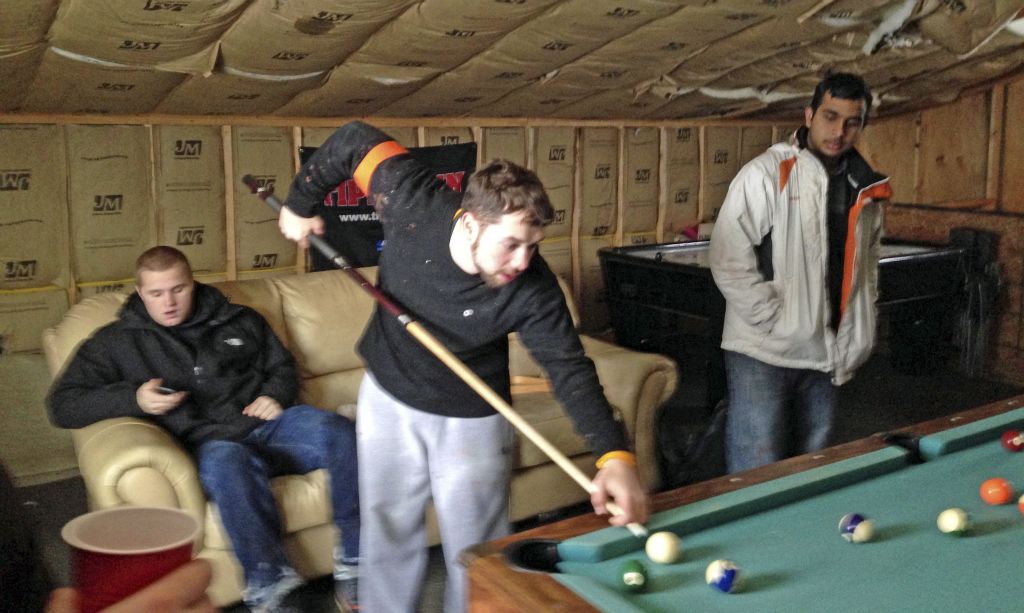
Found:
[241,175,647,538]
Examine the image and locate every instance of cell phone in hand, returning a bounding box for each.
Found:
[155,386,177,395]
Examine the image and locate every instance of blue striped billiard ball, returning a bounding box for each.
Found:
[838,512,875,543]
[705,559,741,593]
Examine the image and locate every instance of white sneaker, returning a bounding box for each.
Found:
[334,563,359,612]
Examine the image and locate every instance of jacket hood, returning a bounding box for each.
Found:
[120,282,243,330]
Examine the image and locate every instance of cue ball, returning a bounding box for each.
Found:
[705,559,741,593]
[644,531,681,564]
[1001,429,1024,452]
[936,508,970,535]
[980,477,1013,505]
[619,559,648,593]
[838,512,875,543]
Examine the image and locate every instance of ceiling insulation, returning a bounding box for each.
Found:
[0,0,1021,121]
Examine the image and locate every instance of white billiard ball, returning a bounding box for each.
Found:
[644,531,682,564]
[936,507,970,535]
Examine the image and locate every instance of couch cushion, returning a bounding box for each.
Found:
[508,333,543,378]
[512,392,591,468]
[509,456,595,521]
[274,268,377,378]
[299,370,367,417]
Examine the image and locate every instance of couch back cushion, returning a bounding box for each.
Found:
[273,268,378,378]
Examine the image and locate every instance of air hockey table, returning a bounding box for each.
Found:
[598,239,968,410]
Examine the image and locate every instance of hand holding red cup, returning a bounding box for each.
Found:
[60,506,200,613]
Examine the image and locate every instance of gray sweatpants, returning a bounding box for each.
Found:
[357,372,513,613]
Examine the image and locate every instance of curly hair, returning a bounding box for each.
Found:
[461,159,554,227]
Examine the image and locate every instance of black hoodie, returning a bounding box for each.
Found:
[47,283,299,450]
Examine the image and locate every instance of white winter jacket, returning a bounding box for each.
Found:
[709,136,891,385]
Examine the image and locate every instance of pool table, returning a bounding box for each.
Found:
[463,394,1024,612]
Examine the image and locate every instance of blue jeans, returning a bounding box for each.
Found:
[196,405,359,595]
[723,350,836,473]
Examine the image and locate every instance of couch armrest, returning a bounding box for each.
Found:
[579,336,678,492]
[73,417,208,524]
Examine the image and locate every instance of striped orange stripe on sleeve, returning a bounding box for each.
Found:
[779,156,797,193]
[353,140,408,194]
[838,181,894,319]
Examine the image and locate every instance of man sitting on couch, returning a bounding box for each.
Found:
[47,246,361,613]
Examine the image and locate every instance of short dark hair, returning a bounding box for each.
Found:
[135,246,192,286]
[809,72,873,126]
[461,159,554,227]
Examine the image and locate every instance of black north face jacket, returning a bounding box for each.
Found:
[47,283,298,450]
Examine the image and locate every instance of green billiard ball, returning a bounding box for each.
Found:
[619,559,648,592]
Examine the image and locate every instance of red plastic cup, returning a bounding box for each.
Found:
[61,506,200,613]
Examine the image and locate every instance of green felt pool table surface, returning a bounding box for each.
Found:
[464,396,1024,613]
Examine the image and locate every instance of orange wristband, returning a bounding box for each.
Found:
[595,450,637,469]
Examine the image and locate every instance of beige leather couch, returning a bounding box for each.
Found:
[42,267,677,606]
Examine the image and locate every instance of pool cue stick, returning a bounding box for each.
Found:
[242,175,648,538]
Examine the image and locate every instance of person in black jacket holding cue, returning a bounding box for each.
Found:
[47,246,361,613]
[280,120,648,613]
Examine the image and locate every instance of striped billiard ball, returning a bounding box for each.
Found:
[838,512,875,543]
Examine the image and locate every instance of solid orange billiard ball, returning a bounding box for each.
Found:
[980,477,1013,505]
[1019,493,1024,515]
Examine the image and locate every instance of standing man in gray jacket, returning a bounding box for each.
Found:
[709,73,892,473]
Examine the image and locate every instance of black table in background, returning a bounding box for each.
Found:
[599,239,969,414]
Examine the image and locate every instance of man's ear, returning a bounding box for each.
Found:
[804,106,814,127]
[462,211,481,241]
